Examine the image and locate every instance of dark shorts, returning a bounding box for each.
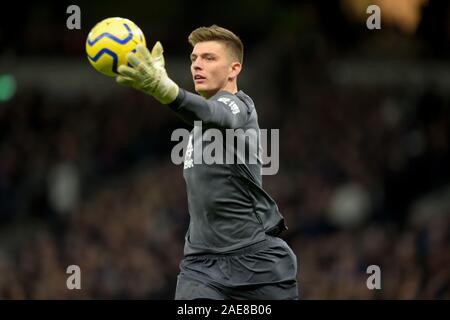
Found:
[175,236,299,300]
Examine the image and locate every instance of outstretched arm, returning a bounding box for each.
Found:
[168,88,249,129]
[116,43,249,129]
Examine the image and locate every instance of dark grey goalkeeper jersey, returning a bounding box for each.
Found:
[169,88,287,256]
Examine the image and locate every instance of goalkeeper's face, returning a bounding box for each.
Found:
[190,41,241,98]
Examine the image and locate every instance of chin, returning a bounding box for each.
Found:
[195,85,204,93]
[196,86,214,98]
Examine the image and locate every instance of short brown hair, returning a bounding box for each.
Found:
[188,25,244,64]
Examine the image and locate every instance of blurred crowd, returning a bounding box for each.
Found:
[0,69,448,299]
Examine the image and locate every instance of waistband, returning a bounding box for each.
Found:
[185,236,282,259]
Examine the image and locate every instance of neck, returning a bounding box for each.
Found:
[222,81,238,95]
[201,81,238,99]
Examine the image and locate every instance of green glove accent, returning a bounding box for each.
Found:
[116,42,179,105]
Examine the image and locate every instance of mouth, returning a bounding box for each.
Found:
[194,75,206,83]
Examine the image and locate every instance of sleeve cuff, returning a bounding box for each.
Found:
[168,88,186,111]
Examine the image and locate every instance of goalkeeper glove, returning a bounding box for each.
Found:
[116,42,179,104]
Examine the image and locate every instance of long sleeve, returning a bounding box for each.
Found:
[168,89,251,129]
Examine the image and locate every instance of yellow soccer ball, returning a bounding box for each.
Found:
[86,17,146,77]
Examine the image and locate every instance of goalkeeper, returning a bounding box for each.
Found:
[117,25,298,300]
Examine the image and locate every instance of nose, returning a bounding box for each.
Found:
[191,59,203,71]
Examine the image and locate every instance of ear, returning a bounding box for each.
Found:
[229,61,242,80]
